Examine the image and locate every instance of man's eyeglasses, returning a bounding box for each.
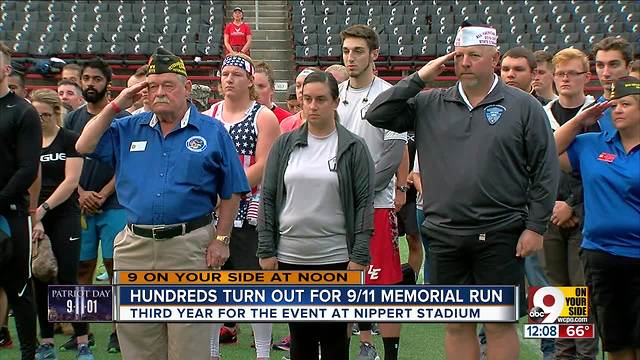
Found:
[553,71,587,79]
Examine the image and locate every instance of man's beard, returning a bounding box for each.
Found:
[82,86,108,103]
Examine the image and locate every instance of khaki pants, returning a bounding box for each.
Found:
[114,224,215,360]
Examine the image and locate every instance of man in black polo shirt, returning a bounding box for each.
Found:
[0,41,40,360]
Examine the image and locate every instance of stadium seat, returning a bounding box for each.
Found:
[317,34,341,46]
[389,45,413,61]
[405,25,427,36]
[572,3,595,16]
[295,45,319,59]
[561,33,580,45]
[437,24,456,35]
[514,34,532,46]
[485,15,502,26]
[106,43,126,56]
[436,33,455,45]
[318,45,341,59]
[131,43,156,56]
[320,15,338,25]
[414,43,436,59]
[383,5,406,17]
[553,23,576,33]
[295,34,318,46]
[455,14,480,24]
[436,43,455,56]
[453,4,477,16]
[385,25,407,36]
[343,15,360,27]
[605,23,624,34]
[435,15,455,26]
[108,3,132,14]
[173,43,197,56]
[293,24,316,35]
[582,23,603,35]
[508,24,526,34]
[584,33,605,46]
[363,5,383,17]
[59,42,78,55]
[537,33,556,45]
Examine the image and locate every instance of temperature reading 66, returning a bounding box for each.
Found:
[559,324,595,338]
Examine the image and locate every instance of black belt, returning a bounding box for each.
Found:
[128,213,213,240]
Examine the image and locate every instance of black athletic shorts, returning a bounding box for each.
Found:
[582,248,640,352]
[223,222,260,270]
[397,200,419,237]
[426,223,526,318]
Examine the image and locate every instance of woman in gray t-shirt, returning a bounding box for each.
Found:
[258,72,374,359]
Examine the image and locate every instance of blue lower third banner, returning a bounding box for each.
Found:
[48,285,113,322]
[115,286,518,322]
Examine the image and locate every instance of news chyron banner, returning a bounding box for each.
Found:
[524,286,595,339]
[48,271,520,323]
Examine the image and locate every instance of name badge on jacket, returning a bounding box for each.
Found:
[597,152,616,163]
[130,141,147,152]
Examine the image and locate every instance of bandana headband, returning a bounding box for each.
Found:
[297,68,315,79]
[222,55,254,75]
[454,26,498,47]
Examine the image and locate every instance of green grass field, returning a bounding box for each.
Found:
[2,239,561,359]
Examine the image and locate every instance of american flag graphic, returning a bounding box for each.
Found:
[211,101,262,226]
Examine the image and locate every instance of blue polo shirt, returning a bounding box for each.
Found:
[596,96,615,136]
[567,131,640,259]
[89,104,250,225]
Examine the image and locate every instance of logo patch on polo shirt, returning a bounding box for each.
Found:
[597,152,616,163]
[185,136,207,152]
[484,105,505,125]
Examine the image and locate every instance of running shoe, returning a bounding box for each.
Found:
[76,343,95,360]
[107,331,120,353]
[35,343,57,360]
[0,326,12,348]
[219,326,238,344]
[273,335,291,351]
[356,342,380,360]
[59,333,95,352]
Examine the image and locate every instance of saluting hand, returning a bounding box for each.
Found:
[417,51,456,83]
[574,101,612,128]
[111,80,149,112]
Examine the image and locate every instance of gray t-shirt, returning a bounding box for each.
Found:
[338,77,406,208]
[278,130,349,265]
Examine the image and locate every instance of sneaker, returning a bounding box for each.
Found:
[370,323,380,336]
[281,352,291,360]
[479,340,487,360]
[35,343,57,360]
[352,323,360,335]
[219,326,238,344]
[95,272,109,281]
[76,343,95,360]
[273,335,291,351]
[107,332,120,353]
[0,327,12,348]
[357,342,380,360]
[59,333,95,352]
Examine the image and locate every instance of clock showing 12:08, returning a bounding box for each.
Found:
[48,285,113,322]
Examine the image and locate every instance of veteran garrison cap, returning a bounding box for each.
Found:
[610,76,640,100]
[147,47,188,78]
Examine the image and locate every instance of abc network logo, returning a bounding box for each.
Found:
[528,287,565,324]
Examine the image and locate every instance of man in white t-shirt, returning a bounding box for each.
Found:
[337,24,407,360]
